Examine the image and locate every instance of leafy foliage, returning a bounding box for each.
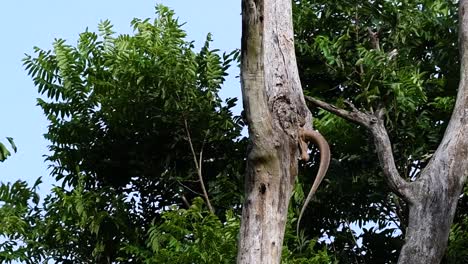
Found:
[0,5,246,263]
[0,178,43,263]
[445,185,468,264]
[23,4,245,215]
[0,180,335,263]
[125,198,333,264]
[0,137,17,162]
[0,5,337,261]
[2,1,465,262]
[122,197,239,263]
[293,0,460,262]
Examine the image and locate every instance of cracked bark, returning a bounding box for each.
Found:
[305,2,468,261]
[237,0,315,263]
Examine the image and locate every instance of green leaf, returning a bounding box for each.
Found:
[6,137,17,153]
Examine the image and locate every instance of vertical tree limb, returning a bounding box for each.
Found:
[184,119,214,214]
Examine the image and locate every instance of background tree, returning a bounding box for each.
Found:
[4,5,246,263]
[0,5,333,264]
[2,1,468,263]
[293,0,467,263]
[291,0,458,261]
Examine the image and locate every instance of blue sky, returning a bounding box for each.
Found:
[0,1,241,193]
[0,1,392,259]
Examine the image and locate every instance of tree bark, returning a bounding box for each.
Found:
[398,2,468,262]
[305,1,468,262]
[236,0,313,263]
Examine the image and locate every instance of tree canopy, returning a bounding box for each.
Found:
[0,1,467,263]
[3,5,246,263]
[0,5,330,263]
[293,0,466,262]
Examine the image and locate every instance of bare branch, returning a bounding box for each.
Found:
[343,99,359,112]
[177,180,204,196]
[184,119,214,213]
[305,95,373,127]
[368,117,414,200]
[181,194,191,208]
[305,96,414,201]
[345,219,363,257]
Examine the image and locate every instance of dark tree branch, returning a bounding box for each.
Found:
[305,96,373,126]
[369,108,417,202]
[305,96,414,202]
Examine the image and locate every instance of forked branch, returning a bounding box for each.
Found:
[305,96,414,202]
[184,119,214,213]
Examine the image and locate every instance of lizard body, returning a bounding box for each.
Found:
[297,128,331,234]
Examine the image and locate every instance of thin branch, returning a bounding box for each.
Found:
[305,96,414,202]
[181,194,191,208]
[198,129,210,188]
[305,95,374,127]
[177,180,204,197]
[354,9,365,76]
[184,119,214,213]
[344,219,365,264]
[345,219,360,249]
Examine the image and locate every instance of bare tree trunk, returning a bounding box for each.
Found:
[237,0,315,263]
[397,3,468,261]
[398,176,462,263]
[305,1,468,262]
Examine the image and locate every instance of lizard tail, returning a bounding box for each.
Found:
[297,129,331,235]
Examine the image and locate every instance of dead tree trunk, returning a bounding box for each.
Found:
[306,1,468,263]
[237,0,322,263]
